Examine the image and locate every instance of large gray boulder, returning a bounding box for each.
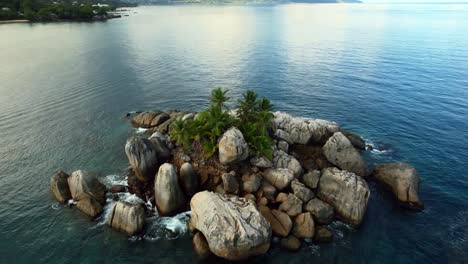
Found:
[317,168,370,226]
[272,150,303,178]
[263,168,294,191]
[190,191,271,261]
[218,127,249,165]
[68,170,107,218]
[322,132,368,177]
[106,201,145,235]
[374,163,424,210]
[125,137,158,182]
[273,112,340,144]
[50,171,71,203]
[178,162,199,197]
[154,163,185,216]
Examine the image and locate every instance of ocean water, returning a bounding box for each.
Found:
[0,3,467,263]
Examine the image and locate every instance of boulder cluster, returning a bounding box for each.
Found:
[50,109,424,261]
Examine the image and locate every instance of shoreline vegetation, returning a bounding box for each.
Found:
[0,0,136,22]
[50,88,423,260]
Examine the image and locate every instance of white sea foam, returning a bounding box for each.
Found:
[365,139,392,155]
[144,211,191,241]
[103,174,127,188]
[118,193,145,205]
[95,198,115,227]
[135,127,148,134]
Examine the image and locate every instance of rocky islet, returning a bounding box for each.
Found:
[50,109,424,260]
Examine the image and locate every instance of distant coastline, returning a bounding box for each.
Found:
[0,19,29,23]
[0,0,363,24]
[0,0,135,23]
[132,0,361,4]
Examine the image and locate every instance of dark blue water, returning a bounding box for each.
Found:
[0,4,467,263]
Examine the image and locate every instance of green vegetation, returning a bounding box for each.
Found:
[0,0,135,21]
[170,88,274,159]
[235,90,274,159]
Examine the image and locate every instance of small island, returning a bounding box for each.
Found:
[50,88,423,260]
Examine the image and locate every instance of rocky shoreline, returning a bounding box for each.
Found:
[50,108,424,261]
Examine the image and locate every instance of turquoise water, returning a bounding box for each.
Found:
[1,4,467,263]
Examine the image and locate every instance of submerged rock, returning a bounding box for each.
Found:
[50,170,71,203]
[263,168,294,191]
[273,112,340,144]
[218,127,249,165]
[374,163,424,210]
[314,226,333,243]
[322,132,368,177]
[154,163,185,216]
[340,129,366,150]
[107,201,145,235]
[280,235,301,251]
[317,167,370,226]
[125,137,158,182]
[190,191,271,261]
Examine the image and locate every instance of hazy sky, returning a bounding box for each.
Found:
[364,0,466,2]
